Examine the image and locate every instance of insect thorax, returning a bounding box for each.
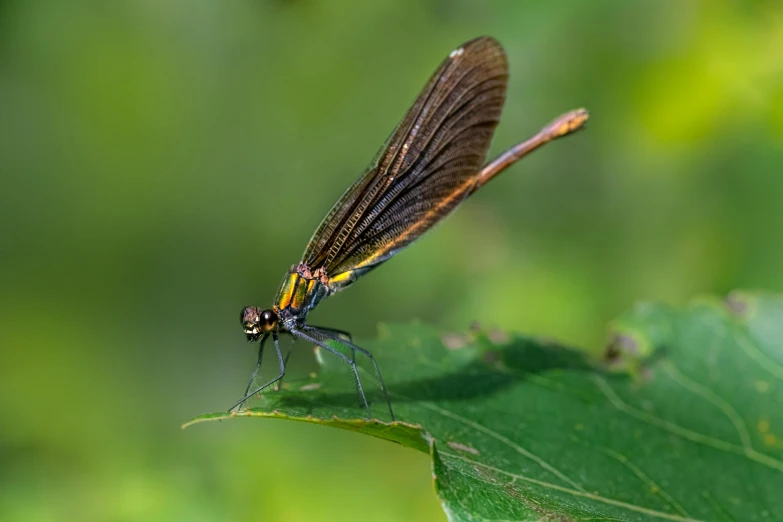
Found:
[273,268,328,322]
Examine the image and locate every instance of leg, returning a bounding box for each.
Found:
[306,325,353,342]
[308,325,356,363]
[289,327,371,418]
[304,326,394,421]
[230,333,268,412]
[308,325,356,364]
[276,331,296,387]
[274,351,292,391]
[307,327,359,405]
[228,332,286,412]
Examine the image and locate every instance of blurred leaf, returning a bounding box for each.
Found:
[185,291,783,521]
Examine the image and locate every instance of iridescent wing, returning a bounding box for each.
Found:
[301,36,508,288]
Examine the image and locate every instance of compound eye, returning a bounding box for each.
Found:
[240,306,261,326]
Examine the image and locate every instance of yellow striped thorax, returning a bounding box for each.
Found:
[273,270,327,319]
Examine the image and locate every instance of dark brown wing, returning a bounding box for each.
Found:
[301,36,508,282]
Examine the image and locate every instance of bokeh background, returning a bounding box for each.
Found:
[1,1,782,521]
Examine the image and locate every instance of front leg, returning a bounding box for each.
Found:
[227,332,286,411]
[229,333,268,412]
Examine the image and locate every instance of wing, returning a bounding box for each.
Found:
[300,36,508,285]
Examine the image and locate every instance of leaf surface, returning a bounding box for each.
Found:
[185,292,783,521]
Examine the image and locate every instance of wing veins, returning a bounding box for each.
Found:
[329,76,506,268]
[311,55,457,269]
[298,37,508,284]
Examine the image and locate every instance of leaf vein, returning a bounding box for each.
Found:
[392,392,587,492]
[592,376,783,472]
[596,445,690,518]
[661,361,753,451]
[735,331,783,380]
[441,452,707,522]
[700,490,737,522]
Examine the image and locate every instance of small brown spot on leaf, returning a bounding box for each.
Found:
[604,341,621,362]
[488,327,510,345]
[604,331,652,373]
[725,292,748,316]
[611,333,639,357]
[442,333,469,350]
[447,441,480,455]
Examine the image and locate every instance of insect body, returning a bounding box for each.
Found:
[232,36,588,419]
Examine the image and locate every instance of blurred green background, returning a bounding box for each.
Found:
[1,1,781,521]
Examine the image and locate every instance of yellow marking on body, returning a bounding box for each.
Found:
[765,434,777,445]
[758,420,769,433]
[291,275,307,310]
[328,271,353,286]
[275,273,298,310]
[356,176,477,268]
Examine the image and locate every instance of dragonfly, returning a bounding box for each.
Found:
[233,36,588,420]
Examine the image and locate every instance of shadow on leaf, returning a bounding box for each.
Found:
[267,335,599,415]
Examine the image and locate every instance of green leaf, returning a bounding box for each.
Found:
[184,292,783,521]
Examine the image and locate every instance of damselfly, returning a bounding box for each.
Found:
[233,36,588,420]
